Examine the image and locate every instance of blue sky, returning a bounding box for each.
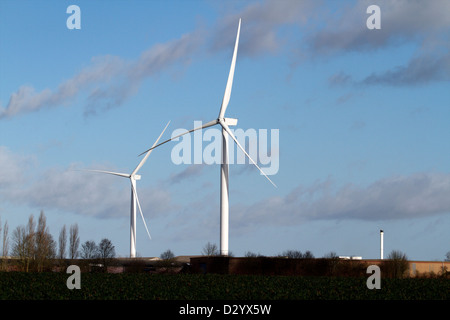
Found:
[1,0,449,260]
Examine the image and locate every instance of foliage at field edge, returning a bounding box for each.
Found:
[0,272,448,300]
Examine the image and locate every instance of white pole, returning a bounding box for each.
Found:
[380,229,384,260]
[130,179,137,258]
[220,128,229,256]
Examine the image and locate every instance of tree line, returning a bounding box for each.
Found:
[0,211,115,272]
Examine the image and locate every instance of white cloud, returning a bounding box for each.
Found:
[0,148,174,220]
[210,0,317,56]
[361,48,450,86]
[0,32,204,120]
[0,146,35,189]
[306,0,450,54]
[235,172,450,229]
[0,0,319,120]
[306,0,450,85]
[2,0,448,120]
[167,165,205,186]
[3,147,450,235]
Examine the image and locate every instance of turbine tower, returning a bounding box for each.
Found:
[380,229,384,260]
[86,121,170,258]
[139,19,276,256]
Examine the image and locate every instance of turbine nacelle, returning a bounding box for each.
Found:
[132,174,142,180]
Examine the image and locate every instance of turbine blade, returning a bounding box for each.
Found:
[131,181,152,241]
[132,120,171,175]
[218,18,241,119]
[81,169,130,178]
[138,119,219,156]
[220,120,277,188]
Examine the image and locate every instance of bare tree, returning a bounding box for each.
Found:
[12,225,28,271]
[244,251,265,257]
[10,212,55,272]
[0,218,2,269]
[160,249,175,260]
[0,217,2,256]
[98,238,115,259]
[34,211,44,270]
[58,225,67,260]
[80,240,98,259]
[1,220,8,265]
[25,214,36,270]
[202,242,219,256]
[69,224,80,259]
[35,211,56,272]
[98,238,115,270]
[0,219,7,271]
[382,250,409,278]
[323,251,338,259]
[279,250,304,259]
[159,249,175,269]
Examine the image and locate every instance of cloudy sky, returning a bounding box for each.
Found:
[1,0,449,260]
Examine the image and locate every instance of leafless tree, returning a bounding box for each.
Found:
[11,212,56,272]
[279,250,304,259]
[382,250,409,278]
[34,211,56,272]
[80,240,98,259]
[202,242,219,256]
[160,249,175,260]
[244,251,265,257]
[58,225,67,260]
[12,225,28,271]
[0,218,2,255]
[69,224,80,259]
[58,225,67,259]
[98,238,115,270]
[11,215,39,272]
[159,249,175,269]
[323,251,338,259]
[0,219,7,271]
[0,219,3,270]
[25,214,36,267]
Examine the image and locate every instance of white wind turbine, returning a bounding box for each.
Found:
[139,19,276,256]
[85,121,170,258]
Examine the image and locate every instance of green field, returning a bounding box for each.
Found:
[0,272,449,300]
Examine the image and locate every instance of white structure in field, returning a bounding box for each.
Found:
[380,229,384,260]
[139,19,276,256]
[85,121,170,258]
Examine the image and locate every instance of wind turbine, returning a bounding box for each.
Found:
[139,19,276,256]
[85,121,170,258]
